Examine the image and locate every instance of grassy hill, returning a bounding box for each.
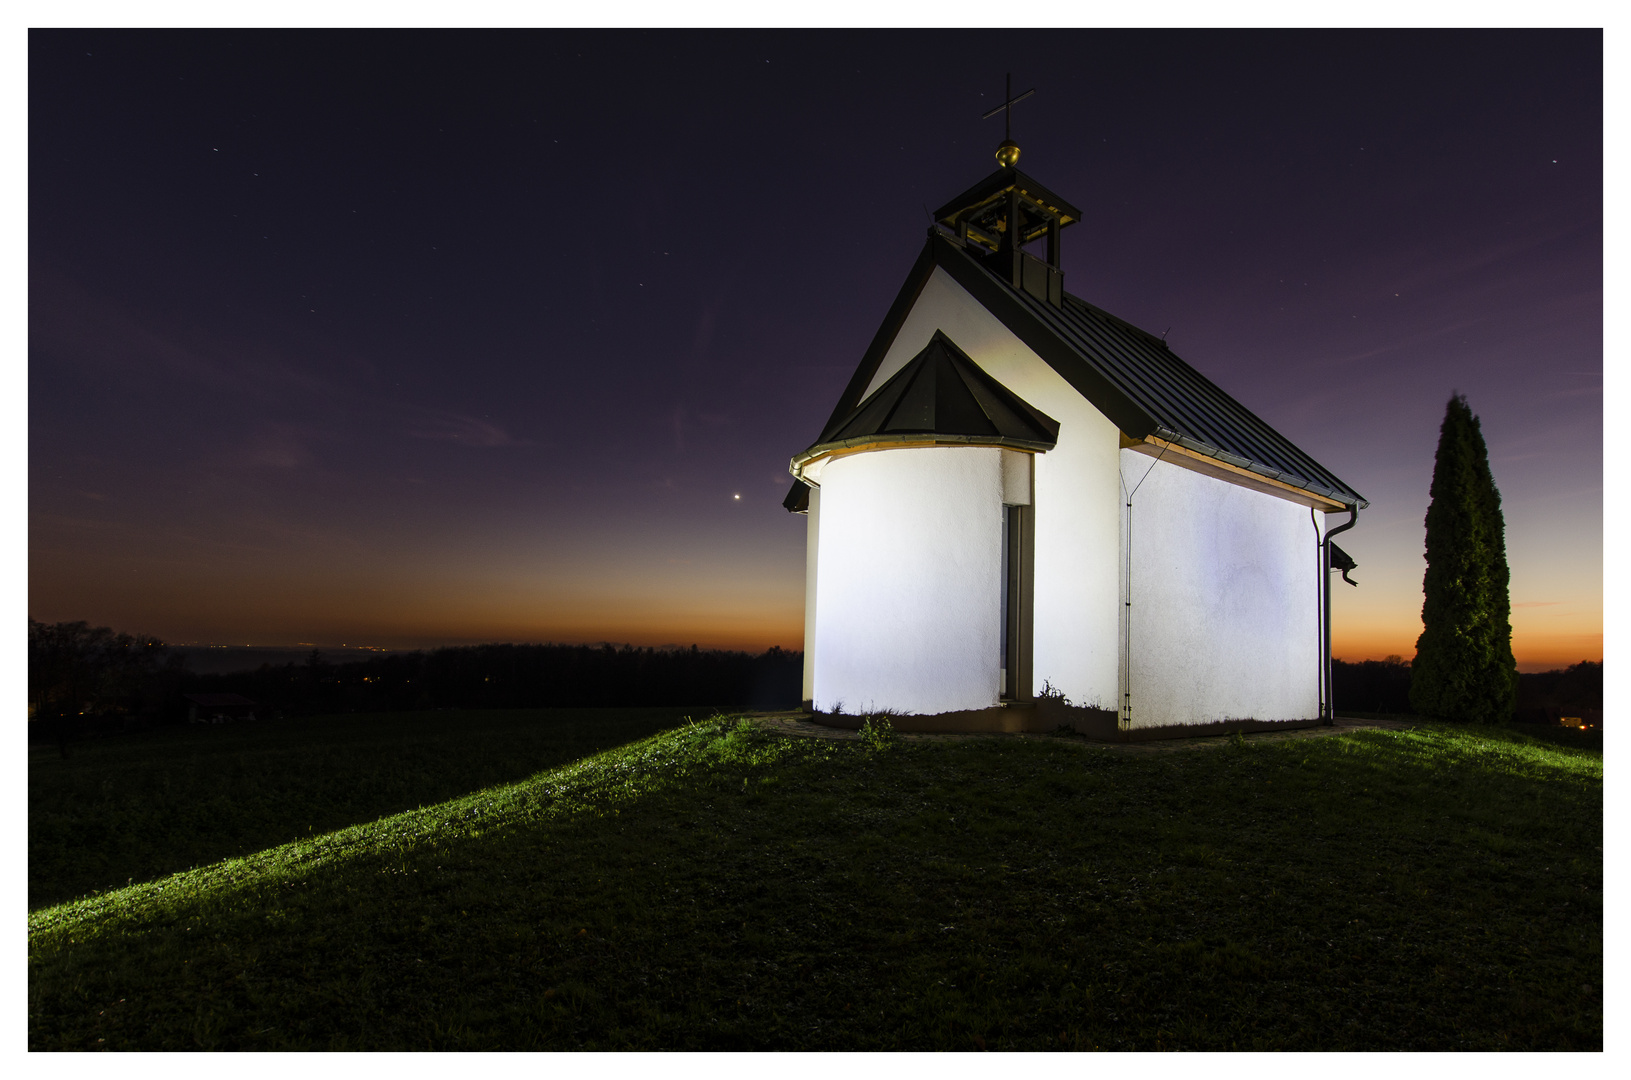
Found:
[29,713,1601,1050]
[28,707,697,910]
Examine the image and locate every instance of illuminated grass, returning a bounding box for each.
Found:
[29,717,1600,1050]
[28,707,696,909]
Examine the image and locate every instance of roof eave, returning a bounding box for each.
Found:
[1139,429,1368,510]
[790,433,1056,483]
[931,166,1084,226]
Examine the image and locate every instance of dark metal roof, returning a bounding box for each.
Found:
[937,237,1366,507]
[785,225,1367,513]
[792,331,1058,469]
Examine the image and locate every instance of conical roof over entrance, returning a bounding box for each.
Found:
[790,331,1058,474]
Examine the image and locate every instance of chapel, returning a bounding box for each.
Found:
[783,123,1366,740]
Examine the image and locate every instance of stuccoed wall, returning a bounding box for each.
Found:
[1121,451,1322,727]
[854,266,1122,711]
[812,445,1003,715]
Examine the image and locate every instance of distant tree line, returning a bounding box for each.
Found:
[1512,660,1602,725]
[1332,656,1416,715]
[29,618,1597,744]
[28,620,804,746]
[28,620,189,752]
[1334,654,1601,724]
[195,642,804,715]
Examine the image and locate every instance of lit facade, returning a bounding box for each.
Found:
[786,163,1365,738]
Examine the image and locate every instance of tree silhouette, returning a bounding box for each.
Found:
[28,619,178,754]
[1409,394,1518,722]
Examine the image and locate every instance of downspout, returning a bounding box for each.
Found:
[1119,441,1169,734]
[1310,508,1324,721]
[1321,505,1360,724]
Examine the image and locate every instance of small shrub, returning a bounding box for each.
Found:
[858,714,897,751]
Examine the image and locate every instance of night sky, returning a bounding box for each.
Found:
[28,30,1602,670]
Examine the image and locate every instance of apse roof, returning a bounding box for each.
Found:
[791,331,1059,473]
[785,230,1366,512]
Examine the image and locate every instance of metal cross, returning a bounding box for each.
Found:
[981,72,1035,140]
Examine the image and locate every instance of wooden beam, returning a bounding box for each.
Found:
[1120,433,1349,512]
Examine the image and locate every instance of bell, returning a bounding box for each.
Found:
[995,139,1021,167]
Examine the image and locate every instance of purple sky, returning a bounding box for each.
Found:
[28,30,1602,669]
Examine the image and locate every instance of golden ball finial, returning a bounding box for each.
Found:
[995,139,1021,167]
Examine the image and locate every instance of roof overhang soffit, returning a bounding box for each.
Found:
[932,168,1083,229]
[791,435,1048,486]
[1120,433,1355,512]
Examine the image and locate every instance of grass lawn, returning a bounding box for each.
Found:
[28,714,1601,1050]
[29,707,698,910]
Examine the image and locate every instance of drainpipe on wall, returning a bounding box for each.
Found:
[1119,443,1171,733]
[1321,505,1360,724]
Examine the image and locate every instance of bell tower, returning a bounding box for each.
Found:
[932,75,1082,306]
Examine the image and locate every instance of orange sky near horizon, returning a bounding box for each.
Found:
[31,504,1599,674]
[29,445,1600,674]
[1333,628,1602,675]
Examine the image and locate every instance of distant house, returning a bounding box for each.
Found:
[184,693,258,723]
[783,148,1367,739]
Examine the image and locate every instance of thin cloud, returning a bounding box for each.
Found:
[405,410,527,448]
[1382,217,1594,298]
[1301,316,1489,369]
[30,263,339,400]
[246,425,316,469]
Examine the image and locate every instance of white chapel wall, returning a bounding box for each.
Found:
[1120,451,1322,727]
[856,267,1122,711]
[812,446,1003,715]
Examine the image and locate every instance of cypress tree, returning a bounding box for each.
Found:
[1409,394,1518,722]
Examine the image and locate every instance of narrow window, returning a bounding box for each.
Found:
[1001,503,1029,701]
[1000,505,1012,696]
[1000,450,1035,703]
